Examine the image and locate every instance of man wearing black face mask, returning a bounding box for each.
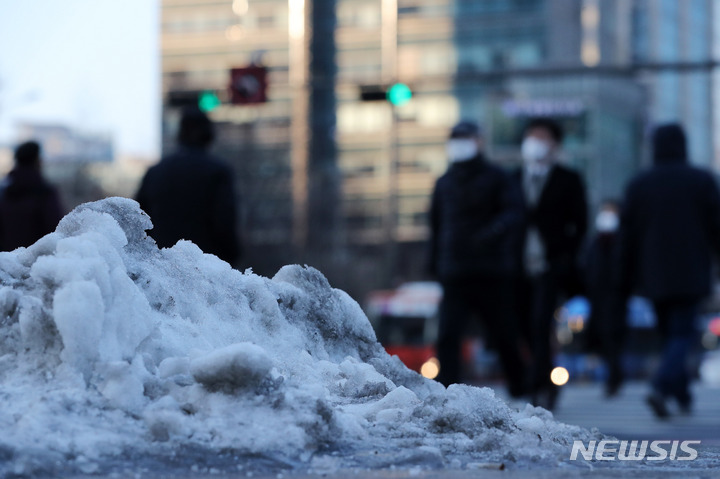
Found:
[428,121,527,397]
[619,123,720,418]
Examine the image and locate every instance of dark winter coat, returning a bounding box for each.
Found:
[618,125,720,301]
[584,233,626,350]
[136,147,241,265]
[0,167,64,251]
[428,154,523,281]
[515,165,587,296]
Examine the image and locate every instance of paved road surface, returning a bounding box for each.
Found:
[552,381,720,445]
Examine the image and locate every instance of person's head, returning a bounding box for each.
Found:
[446,120,483,163]
[595,199,620,234]
[14,141,42,169]
[177,107,215,148]
[652,123,687,164]
[521,117,563,167]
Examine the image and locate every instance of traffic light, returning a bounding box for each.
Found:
[198,91,221,112]
[387,83,412,106]
[360,85,388,101]
[359,84,413,105]
[166,90,221,112]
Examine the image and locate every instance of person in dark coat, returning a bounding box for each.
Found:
[618,123,720,418]
[583,199,626,397]
[0,141,64,251]
[136,107,241,265]
[515,117,588,410]
[428,120,527,397]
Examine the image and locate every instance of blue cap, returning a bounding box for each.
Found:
[450,120,482,139]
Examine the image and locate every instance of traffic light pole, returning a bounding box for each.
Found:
[382,0,399,288]
[289,0,310,253]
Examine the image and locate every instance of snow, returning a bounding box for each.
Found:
[0,198,605,476]
[190,342,273,391]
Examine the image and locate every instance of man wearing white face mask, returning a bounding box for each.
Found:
[515,117,588,411]
[428,121,527,397]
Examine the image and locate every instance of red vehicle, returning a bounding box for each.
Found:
[366,282,441,375]
[366,282,490,380]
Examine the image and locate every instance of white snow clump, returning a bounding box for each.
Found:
[0,198,598,476]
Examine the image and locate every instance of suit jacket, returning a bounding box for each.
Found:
[516,164,588,282]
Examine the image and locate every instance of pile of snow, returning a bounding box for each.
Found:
[0,198,599,476]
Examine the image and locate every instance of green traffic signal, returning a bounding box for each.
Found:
[198,91,221,112]
[387,83,412,106]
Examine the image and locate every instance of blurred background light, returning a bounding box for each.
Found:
[232,0,249,16]
[420,357,440,380]
[225,24,244,42]
[551,367,570,387]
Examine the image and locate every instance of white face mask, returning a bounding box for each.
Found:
[521,137,551,165]
[596,211,619,233]
[446,139,479,163]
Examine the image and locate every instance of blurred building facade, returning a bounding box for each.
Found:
[17,123,114,163]
[159,0,713,298]
[630,0,716,167]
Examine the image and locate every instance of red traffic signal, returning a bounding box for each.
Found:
[229,66,268,104]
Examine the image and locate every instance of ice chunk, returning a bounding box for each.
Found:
[158,356,190,378]
[190,343,273,391]
[53,280,105,378]
[98,357,148,413]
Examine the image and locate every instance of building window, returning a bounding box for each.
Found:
[338,1,381,29]
[337,102,392,133]
[415,96,460,128]
[421,46,457,75]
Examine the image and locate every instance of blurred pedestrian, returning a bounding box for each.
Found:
[583,199,626,397]
[0,141,64,251]
[136,107,241,265]
[428,120,527,397]
[515,117,588,410]
[618,123,720,418]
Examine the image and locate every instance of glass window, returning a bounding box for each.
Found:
[630,3,649,61]
[339,150,381,177]
[686,2,709,61]
[658,0,679,60]
[454,0,541,15]
[337,102,392,133]
[421,46,457,75]
[415,96,460,127]
[457,44,492,71]
[338,1,381,28]
[509,42,541,66]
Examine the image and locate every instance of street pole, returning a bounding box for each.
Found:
[382,0,398,287]
[289,0,309,254]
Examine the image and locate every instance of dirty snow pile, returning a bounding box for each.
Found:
[0,198,599,476]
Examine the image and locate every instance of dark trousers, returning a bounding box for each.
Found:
[586,297,626,392]
[435,276,525,396]
[651,299,698,406]
[518,270,561,393]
